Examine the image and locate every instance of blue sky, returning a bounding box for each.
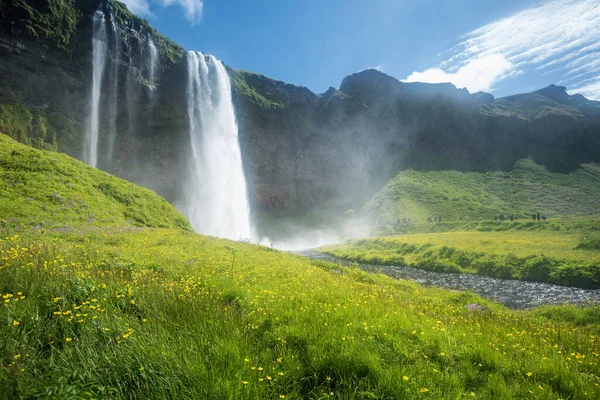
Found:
[121,0,600,99]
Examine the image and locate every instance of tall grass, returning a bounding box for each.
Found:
[1,229,599,399]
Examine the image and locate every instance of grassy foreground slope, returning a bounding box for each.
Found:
[0,133,190,230]
[2,229,600,399]
[367,158,600,225]
[1,133,600,399]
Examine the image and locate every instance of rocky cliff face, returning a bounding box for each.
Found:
[0,0,189,203]
[1,1,600,230]
[235,69,600,218]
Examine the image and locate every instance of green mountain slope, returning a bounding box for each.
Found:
[367,158,600,224]
[0,133,191,230]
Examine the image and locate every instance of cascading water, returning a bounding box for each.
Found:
[148,36,159,90]
[184,51,252,240]
[84,10,107,167]
[106,14,120,167]
[125,40,140,163]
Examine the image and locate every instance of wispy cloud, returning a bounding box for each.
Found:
[120,0,204,25]
[403,0,600,99]
[363,64,387,72]
[120,0,153,17]
[405,54,513,93]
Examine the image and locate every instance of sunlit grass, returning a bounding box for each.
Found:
[1,228,599,399]
[321,228,600,288]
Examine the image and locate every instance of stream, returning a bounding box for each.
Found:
[297,250,600,309]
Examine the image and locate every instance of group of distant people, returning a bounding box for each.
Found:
[532,212,547,221]
[386,212,548,226]
[495,213,547,221]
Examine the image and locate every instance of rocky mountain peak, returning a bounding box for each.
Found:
[534,84,570,104]
[339,68,474,106]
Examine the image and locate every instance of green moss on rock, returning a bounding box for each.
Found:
[0,101,59,151]
[231,71,285,111]
[13,0,82,50]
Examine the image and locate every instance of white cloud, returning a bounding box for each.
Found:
[119,0,204,24]
[403,0,600,98]
[363,64,387,72]
[120,0,152,16]
[157,0,204,24]
[404,54,513,92]
[570,81,600,100]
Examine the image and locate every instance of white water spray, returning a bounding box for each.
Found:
[148,36,159,90]
[184,51,252,240]
[85,10,107,167]
[107,14,120,166]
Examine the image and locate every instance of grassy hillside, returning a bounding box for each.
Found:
[321,228,600,288]
[0,133,190,231]
[367,158,600,225]
[1,132,600,399]
[2,228,600,399]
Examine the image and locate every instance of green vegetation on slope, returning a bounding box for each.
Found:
[108,0,184,64]
[231,71,286,111]
[0,133,190,230]
[321,227,600,288]
[367,158,600,226]
[0,101,59,151]
[9,0,82,50]
[0,97,84,154]
[1,228,599,399]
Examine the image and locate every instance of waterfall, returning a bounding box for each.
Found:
[125,41,139,163]
[184,51,252,240]
[106,14,120,167]
[84,10,107,168]
[148,36,159,90]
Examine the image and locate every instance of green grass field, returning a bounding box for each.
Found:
[321,226,600,288]
[2,228,600,399]
[2,132,600,399]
